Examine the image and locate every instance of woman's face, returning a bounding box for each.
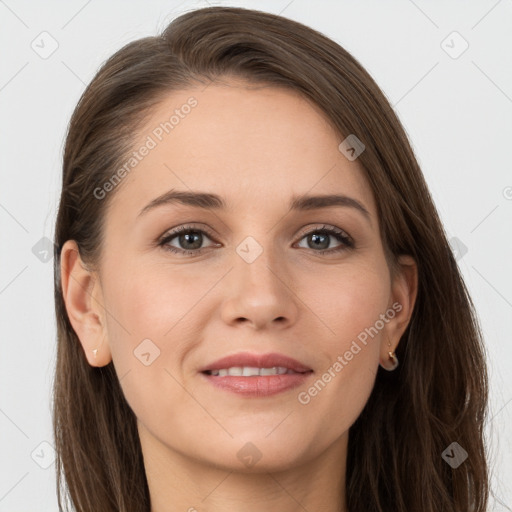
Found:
[65,79,416,473]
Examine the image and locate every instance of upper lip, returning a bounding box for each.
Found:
[199,352,313,373]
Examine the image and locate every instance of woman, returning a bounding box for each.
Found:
[53,6,489,511]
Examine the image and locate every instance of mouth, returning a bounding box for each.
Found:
[202,366,310,376]
[199,351,312,374]
[199,352,314,397]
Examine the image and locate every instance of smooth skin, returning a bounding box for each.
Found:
[61,78,417,512]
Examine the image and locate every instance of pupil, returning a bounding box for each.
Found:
[182,232,201,249]
[311,233,328,249]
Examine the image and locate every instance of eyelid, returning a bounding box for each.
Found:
[159,223,216,241]
[160,222,352,241]
[158,222,355,257]
[295,223,353,242]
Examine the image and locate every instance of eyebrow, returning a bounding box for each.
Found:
[137,189,372,224]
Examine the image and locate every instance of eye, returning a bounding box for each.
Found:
[158,225,218,256]
[295,225,354,254]
[158,223,355,256]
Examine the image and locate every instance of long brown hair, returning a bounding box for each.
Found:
[53,6,489,511]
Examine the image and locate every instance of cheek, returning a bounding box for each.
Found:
[295,264,389,422]
[307,261,390,346]
[101,259,217,403]
[100,265,196,427]
[104,259,203,345]
[99,260,175,384]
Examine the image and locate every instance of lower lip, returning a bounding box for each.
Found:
[200,371,313,397]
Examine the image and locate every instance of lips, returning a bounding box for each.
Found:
[199,351,314,397]
[199,351,313,374]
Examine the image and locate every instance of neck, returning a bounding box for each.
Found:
[139,423,348,512]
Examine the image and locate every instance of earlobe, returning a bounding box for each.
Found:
[60,240,112,367]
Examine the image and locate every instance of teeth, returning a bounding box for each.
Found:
[207,366,294,377]
[242,366,261,376]
[260,367,282,376]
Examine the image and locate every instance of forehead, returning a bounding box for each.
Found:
[105,81,376,224]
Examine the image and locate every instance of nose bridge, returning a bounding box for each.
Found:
[220,231,298,328]
[234,232,286,296]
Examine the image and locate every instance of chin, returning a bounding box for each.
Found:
[193,434,312,474]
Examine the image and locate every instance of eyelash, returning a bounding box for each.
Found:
[157,224,355,257]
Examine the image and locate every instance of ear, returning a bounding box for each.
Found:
[380,254,418,369]
[60,240,112,367]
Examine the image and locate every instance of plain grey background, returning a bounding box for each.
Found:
[1,0,511,510]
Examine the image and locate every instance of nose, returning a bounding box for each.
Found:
[219,246,299,331]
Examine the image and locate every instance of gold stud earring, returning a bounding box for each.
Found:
[92,334,105,359]
[387,349,399,371]
[381,337,399,371]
